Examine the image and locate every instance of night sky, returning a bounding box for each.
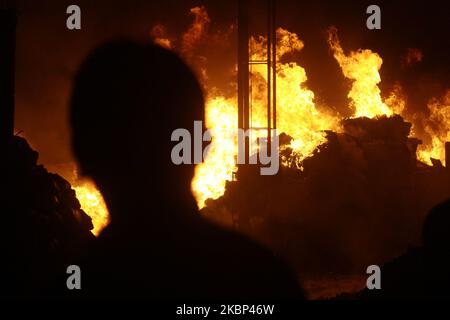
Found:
[13,0,450,173]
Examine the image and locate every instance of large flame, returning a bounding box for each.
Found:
[417,90,450,166]
[191,24,417,208]
[328,27,398,118]
[76,7,444,218]
[249,28,339,165]
[191,96,238,207]
[73,180,109,236]
[192,28,340,208]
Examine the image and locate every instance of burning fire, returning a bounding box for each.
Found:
[150,24,172,49]
[191,96,238,208]
[74,6,449,225]
[73,180,109,236]
[192,27,341,208]
[182,6,211,55]
[327,27,404,118]
[402,48,423,68]
[249,28,340,164]
[417,90,450,165]
[191,17,407,209]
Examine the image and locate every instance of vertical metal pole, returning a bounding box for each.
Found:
[0,8,16,150]
[267,0,271,154]
[272,0,277,131]
[238,0,249,164]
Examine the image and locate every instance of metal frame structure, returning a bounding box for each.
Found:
[237,0,277,166]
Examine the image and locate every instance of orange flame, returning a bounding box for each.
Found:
[417,90,450,166]
[401,48,423,68]
[249,28,340,165]
[328,27,397,118]
[67,6,446,222]
[192,28,340,209]
[150,24,172,49]
[150,8,442,210]
[191,96,238,208]
[182,6,210,55]
[73,179,109,236]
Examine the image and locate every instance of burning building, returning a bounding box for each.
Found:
[4,0,450,299]
[202,114,450,271]
[184,2,450,297]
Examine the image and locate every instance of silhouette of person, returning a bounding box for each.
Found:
[359,198,450,299]
[68,41,304,299]
[421,199,450,298]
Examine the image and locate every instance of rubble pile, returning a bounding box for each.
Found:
[202,115,450,278]
[1,135,94,297]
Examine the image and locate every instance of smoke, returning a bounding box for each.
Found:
[401,48,423,69]
[181,6,210,55]
[150,24,172,49]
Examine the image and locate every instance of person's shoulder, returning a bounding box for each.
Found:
[194,218,298,274]
[190,216,304,294]
[191,216,272,255]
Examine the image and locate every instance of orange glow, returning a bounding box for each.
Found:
[181,6,210,54]
[402,48,423,68]
[192,24,414,209]
[150,24,172,49]
[116,7,447,212]
[73,180,109,236]
[191,96,238,208]
[192,28,340,209]
[417,90,450,166]
[327,27,400,118]
[248,28,340,167]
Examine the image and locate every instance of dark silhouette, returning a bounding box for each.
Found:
[68,41,303,299]
[355,198,450,299]
[1,135,94,299]
[421,199,450,298]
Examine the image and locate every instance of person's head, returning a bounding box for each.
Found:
[70,41,204,218]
